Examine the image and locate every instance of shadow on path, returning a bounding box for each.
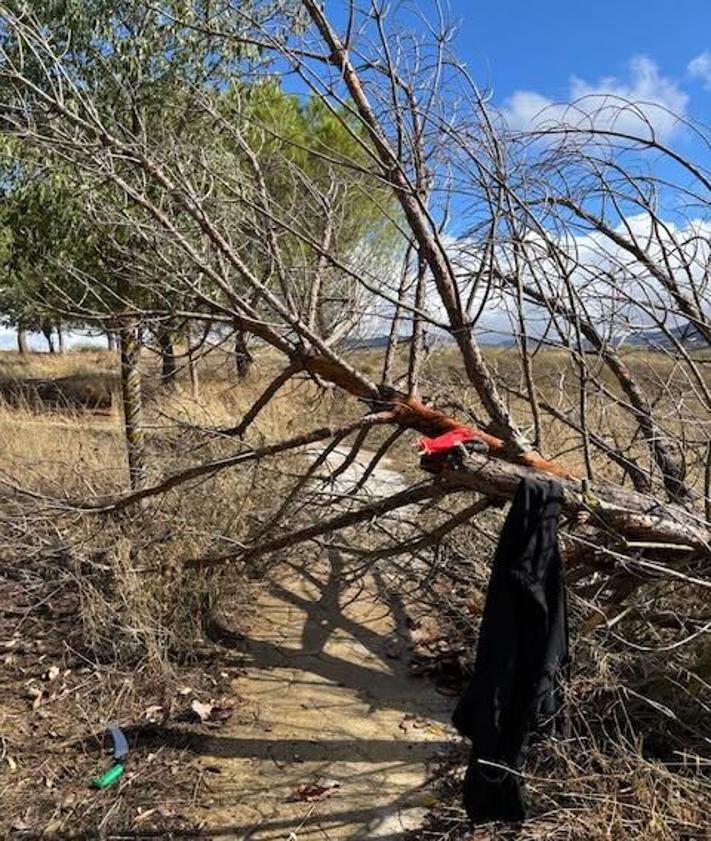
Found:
[209,548,452,724]
[189,545,456,839]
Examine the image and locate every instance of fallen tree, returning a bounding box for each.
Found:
[6,382,705,561]
[0,2,708,574]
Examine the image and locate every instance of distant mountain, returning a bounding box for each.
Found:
[339,322,709,354]
[340,334,398,350]
[624,323,709,350]
[340,331,509,350]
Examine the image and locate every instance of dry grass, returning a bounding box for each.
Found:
[0,346,709,839]
[0,347,349,660]
[415,345,711,497]
[0,348,116,380]
[0,347,348,836]
[346,343,711,839]
[380,511,710,841]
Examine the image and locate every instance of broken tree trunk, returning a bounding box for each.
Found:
[33,339,706,562]
[61,384,708,559]
[185,446,708,569]
[438,456,709,553]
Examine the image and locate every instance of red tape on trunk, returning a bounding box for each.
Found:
[417,426,479,455]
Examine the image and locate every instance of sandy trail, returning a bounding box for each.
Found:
[195,450,455,839]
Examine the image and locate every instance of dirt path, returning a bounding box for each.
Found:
[195,451,455,839]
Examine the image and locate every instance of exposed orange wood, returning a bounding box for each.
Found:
[303,355,573,479]
[388,394,573,478]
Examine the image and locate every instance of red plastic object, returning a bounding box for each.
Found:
[417,427,479,455]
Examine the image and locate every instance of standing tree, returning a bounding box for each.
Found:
[0,0,302,486]
[0,144,88,353]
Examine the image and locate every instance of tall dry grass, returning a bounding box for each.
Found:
[347,344,711,839]
[1,346,709,839]
[0,347,351,670]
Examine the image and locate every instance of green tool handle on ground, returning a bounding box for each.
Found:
[91,724,129,789]
[92,763,125,789]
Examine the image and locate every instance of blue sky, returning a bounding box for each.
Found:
[445,1,709,173]
[446,0,709,118]
[313,1,710,197]
[3,1,708,349]
[440,0,710,217]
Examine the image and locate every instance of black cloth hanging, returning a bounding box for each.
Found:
[452,476,569,824]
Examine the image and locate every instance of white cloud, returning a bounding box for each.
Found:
[448,212,709,345]
[501,56,688,140]
[688,51,711,89]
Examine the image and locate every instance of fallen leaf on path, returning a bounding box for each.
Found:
[190,698,234,723]
[143,704,164,722]
[410,618,444,646]
[399,713,428,732]
[133,808,158,824]
[190,699,214,721]
[287,780,340,802]
[27,685,43,710]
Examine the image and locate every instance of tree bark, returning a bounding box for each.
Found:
[185,451,709,570]
[56,323,66,353]
[438,457,708,551]
[17,324,29,354]
[158,330,178,387]
[41,322,55,354]
[187,325,199,400]
[106,329,117,352]
[188,354,200,399]
[234,327,253,379]
[54,386,709,559]
[119,322,146,491]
